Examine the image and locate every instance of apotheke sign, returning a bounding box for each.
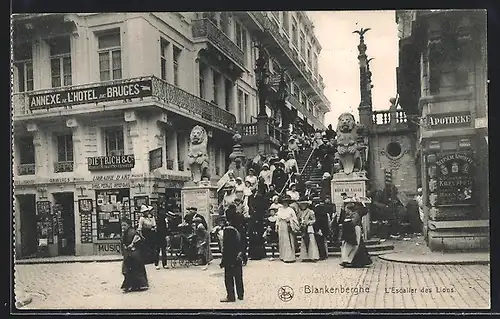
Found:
[28,79,152,110]
[88,155,135,171]
[427,111,472,129]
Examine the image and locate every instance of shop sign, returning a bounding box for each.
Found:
[28,79,153,111]
[331,181,366,206]
[94,243,121,255]
[426,111,472,129]
[88,155,135,171]
[435,152,475,206]
[91,174,132,189]
[149,147,163,171]
[14,179,36,186]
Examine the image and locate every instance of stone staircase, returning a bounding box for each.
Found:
[296,147,323,193]
[209,237,394,258]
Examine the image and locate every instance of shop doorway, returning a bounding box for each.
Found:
[17,194,37,258]
[53,192,76,256]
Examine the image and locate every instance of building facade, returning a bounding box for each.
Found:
[396,10,488,251]
[12,12,330,258]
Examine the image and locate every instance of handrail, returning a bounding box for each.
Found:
[278,147,315,196]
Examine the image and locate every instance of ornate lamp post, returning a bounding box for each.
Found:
[353,27,373,130]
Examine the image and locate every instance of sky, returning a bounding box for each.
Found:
[307,11,399,128]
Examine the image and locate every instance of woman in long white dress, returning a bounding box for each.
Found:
[276,195,299,263]
[296,198,320,262]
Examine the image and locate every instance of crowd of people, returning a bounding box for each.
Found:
[119,125,376,300]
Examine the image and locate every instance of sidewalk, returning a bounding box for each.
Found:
[16,255,123,265]
[377,234,490,265]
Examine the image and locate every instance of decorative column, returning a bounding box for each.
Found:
[124,111,144,174]
[27,123,47,177]
[353,28,374,130]
[66,117,85,176]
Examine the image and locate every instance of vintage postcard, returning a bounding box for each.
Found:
[12,10,489,311]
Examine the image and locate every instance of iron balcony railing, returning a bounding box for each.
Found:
[18,163,35,176]
[54,161,74,173]
[192,18,245,67]
[12,76,237,131]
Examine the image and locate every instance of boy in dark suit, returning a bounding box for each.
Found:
[220,204,245,302]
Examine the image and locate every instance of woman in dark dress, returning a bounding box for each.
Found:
[340,201,372,268]
[121,218,149,292]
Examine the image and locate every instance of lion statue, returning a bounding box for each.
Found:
[334,113,363,175]
[187,125,210,183]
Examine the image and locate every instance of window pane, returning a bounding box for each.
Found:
[161,58,167,80]
[112,50,121,69]
[98,32,121,49]
[49,37,71,56]
[26,63,33,80]
[173,65,179,86]
[51,59,61,87]
[112,69,122,80]
[99,52,110,71]
[26,63,34,91]
[63,57,72,75]
[17,63,25,92]
[100,71,110,82]
[19,136,35,164]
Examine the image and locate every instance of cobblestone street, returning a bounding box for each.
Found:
[15,257,490,310]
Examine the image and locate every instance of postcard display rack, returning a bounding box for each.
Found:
[36,201,54,249]
[94,190,133,241]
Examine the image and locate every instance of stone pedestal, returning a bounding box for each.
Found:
[181,183,218,233]
[331,171,370,239]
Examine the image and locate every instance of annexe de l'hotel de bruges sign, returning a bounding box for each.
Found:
[28,79,153,110]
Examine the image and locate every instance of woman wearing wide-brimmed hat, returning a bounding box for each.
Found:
[296,197,320,262]
[276,195,299,263]
[137,204,156,264]
[340,198,372,268]
[121,217,148,293]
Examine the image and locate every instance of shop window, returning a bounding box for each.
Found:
[97,31,122,81]
[104,126,124,156]
[96,189,131,240]
[48,36,72,87]
[386,142,402,158]
[14,42,34,92]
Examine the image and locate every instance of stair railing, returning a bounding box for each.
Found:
[278,147,316,195]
